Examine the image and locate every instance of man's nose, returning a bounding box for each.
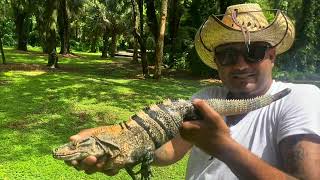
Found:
[233,54,249,70]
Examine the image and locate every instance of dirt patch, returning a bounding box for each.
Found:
[0,80,11,85]
[0,63,87,73]
[0,63,48,71]
[3,120,29,130]
[62,53,82,58]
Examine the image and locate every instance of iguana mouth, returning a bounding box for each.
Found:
[53,152,82,160]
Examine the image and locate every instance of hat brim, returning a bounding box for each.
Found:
[194,11,295,69]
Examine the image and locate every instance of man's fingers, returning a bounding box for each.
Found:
[181,121,202,131]
[192,99,221,122]
[192,99,219,118]
[180,121,202,142]
[82,156,98,166]
[71,156,99,173]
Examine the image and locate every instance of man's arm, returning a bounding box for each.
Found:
[279,134,320,180]
[153,134,192,166]
[180,99,298,180]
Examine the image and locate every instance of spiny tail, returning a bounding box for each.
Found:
[207,88,291,116]
[271,88,291,101]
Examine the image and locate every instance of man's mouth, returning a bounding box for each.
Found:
[232,73,256,79]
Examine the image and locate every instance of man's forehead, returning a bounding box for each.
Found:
[216,42,270,49]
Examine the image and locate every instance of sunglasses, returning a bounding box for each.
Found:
[214,43,271,66]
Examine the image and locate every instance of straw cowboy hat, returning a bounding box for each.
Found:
[194,3,295,69]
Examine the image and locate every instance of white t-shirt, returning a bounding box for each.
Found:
[186,81,320,180]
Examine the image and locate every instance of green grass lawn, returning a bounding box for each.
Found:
[0,47,218,180]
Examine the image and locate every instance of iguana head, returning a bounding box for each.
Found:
[53,136,120,161]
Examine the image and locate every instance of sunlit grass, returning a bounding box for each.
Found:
[0,47,212,180]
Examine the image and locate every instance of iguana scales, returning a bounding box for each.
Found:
[53,88,291,180]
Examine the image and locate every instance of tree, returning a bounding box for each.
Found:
[103,0,129,57]
[94,0,112,58]
[31,0,47,52]
[0,0,13,64]
[145,0,159,40]
[278,0,320,72]
[0,37,5,64]
[154,0,169,79]
[44,0,59,68]
[131,0,149,76]
[83,0,129,58]
[58,0,85,55]
[101,23,111,58]
[132,38,139,63]
[11,0,31,51]
[58,0,70,55]
[85,1,104,53]
[167,0,183,68]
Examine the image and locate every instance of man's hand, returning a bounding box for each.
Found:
[64,128,118,175]
[179,99,233,157]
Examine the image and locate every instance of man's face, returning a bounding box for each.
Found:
[214,42,275,98]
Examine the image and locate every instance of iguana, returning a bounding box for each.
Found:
[53,88,291,180]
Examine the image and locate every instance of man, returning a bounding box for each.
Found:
[67,3,320,180]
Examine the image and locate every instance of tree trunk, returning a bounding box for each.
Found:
[48,49,59,68]
[0,37,5,64]
[90,36,98,53]
[58,0,70,55]
[46,0,59,68]
[145,0,159,72]
[101,29,109,58]
[154,0,168,80]
[131,0,149,76]
[145,0,159,40]
[132,38,139,63]
[75,25,79,41]
[168,0,182,68]
[110,31,117,57]
[15,12,29,51]
[138,0,149,76]
[35,14,48,53]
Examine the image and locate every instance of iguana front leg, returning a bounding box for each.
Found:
[125,148,154,180]
[139,149,154,180]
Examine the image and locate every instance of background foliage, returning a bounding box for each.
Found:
[1,0,319,77]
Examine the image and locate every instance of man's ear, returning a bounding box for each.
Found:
[268,47,276,63]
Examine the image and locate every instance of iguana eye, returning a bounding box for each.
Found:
[70,142,78,150]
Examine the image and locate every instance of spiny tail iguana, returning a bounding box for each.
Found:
[53,88,291,180]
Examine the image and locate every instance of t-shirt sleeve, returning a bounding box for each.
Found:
[277,84,320,144]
